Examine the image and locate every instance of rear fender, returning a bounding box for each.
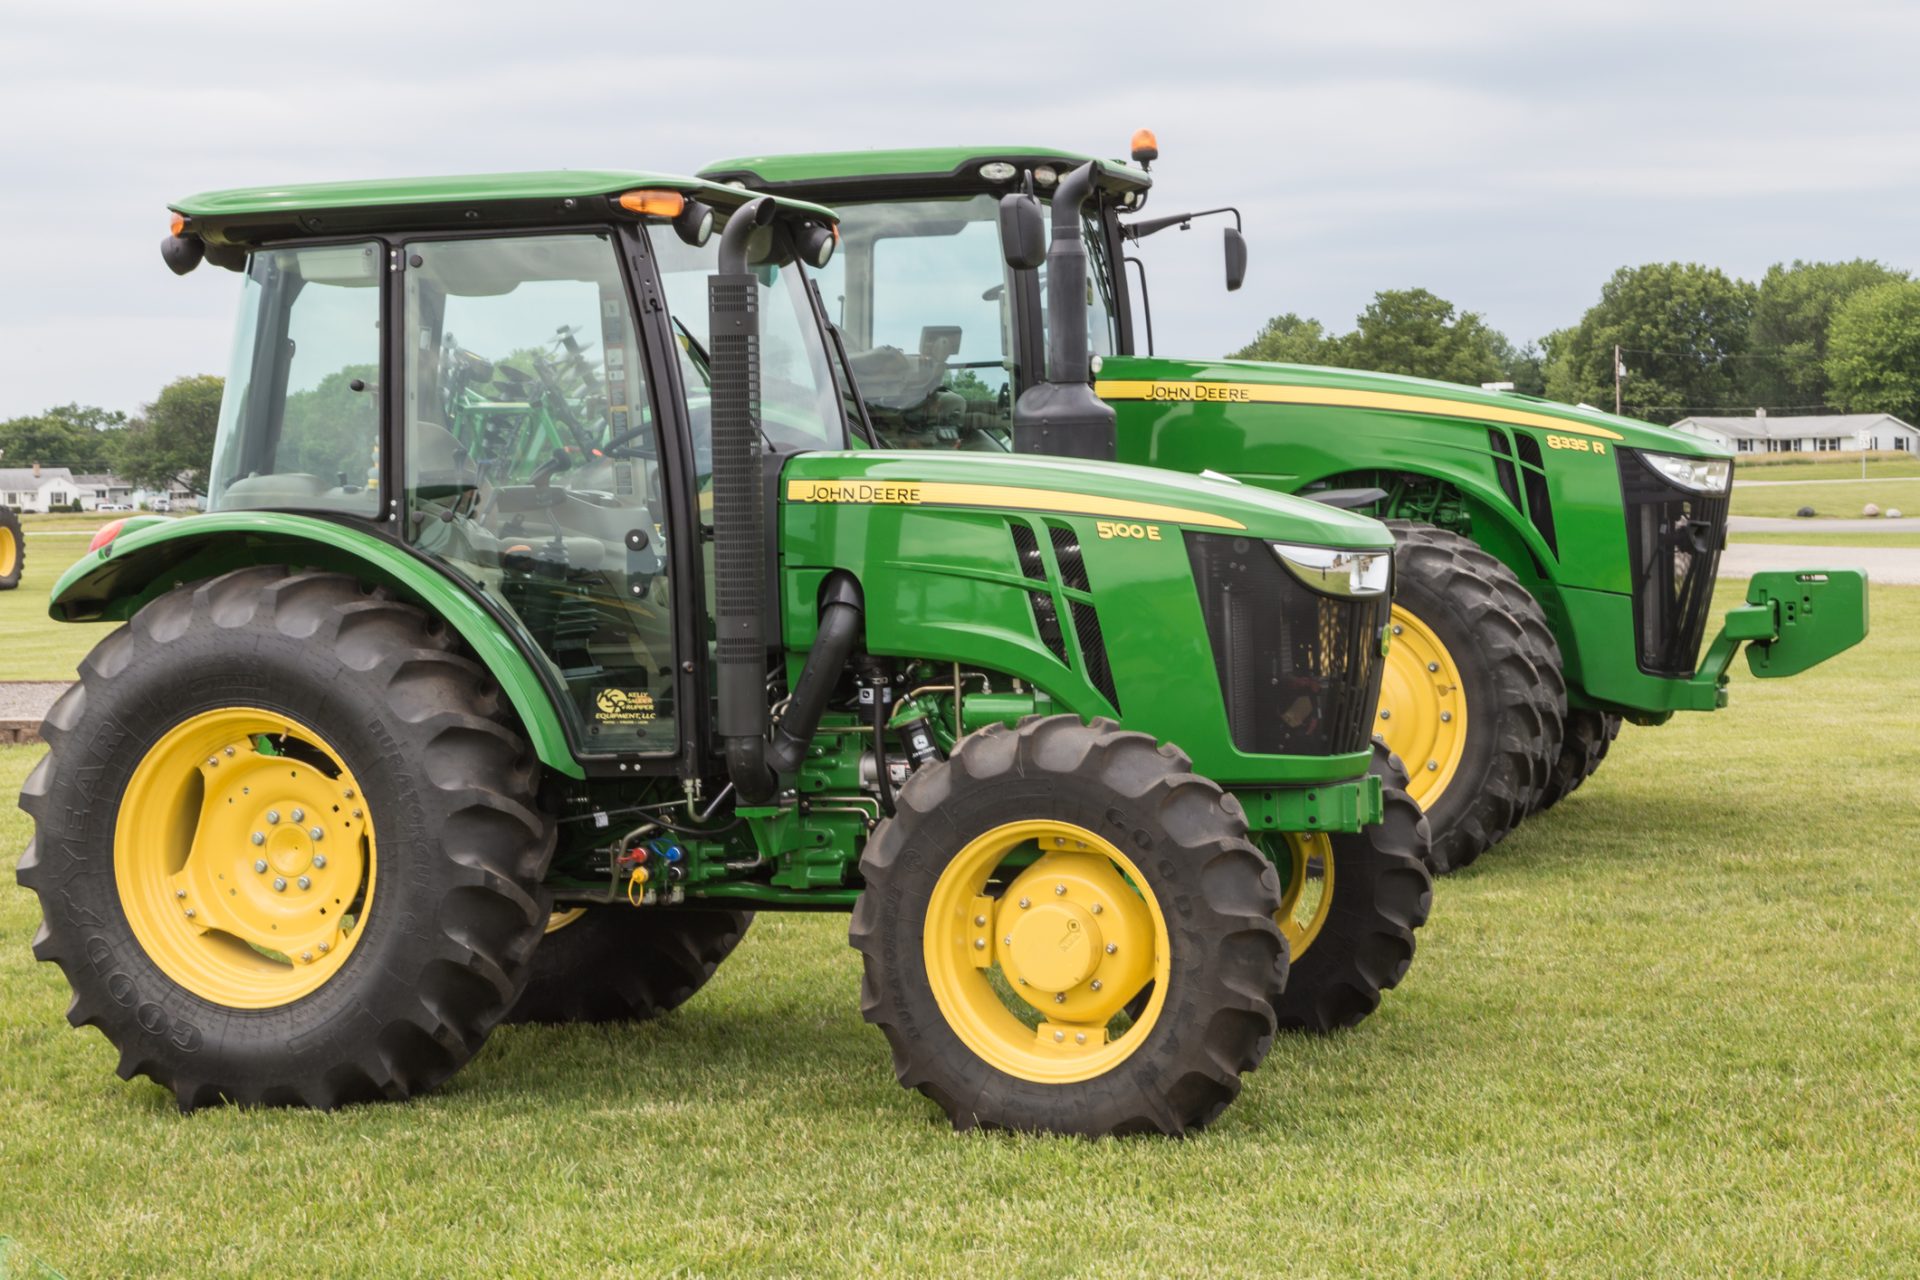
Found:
[49,512,582,778]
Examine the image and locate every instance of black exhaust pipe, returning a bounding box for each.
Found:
[1011,162,1117,461]
[710,199,866,804]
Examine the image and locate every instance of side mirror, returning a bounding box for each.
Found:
[998,193,1047,271]
[1224,227,1248,293]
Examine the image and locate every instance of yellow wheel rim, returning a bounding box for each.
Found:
[1377,604,1468,809]
[114,707,376,1009]
[0,524,17,578]
[922,820,1169,1085]
[545,907,588,934]
[1274,833,1334,960]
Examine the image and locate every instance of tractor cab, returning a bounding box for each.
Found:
[166,173,854,764]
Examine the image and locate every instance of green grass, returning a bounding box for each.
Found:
[0,534,113,682]
[1731,478,1920,518]
[1,585,1916,1277]
[1732,530,1920,548]
[1734,454,1920,482]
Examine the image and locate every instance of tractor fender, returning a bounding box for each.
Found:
[1294,462,1558,586]
[48,511,582,778]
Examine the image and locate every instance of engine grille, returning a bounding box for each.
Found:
[1185,533,1390,757]
[1618,448,1730,677]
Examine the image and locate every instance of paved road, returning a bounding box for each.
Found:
[1740,475,1920,487]
[1730,515,1912,533]
[1721,543,1920,586]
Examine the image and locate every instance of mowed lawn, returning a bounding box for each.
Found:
[1734,455,1920,483]
[1732,529,1920,548]
[1732,476,1920,519]
[0,528,116,681]
[0,585,1915,1278]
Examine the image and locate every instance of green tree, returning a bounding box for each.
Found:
[1490,335,1547,396]
[1825,280,1920,422]
[1336,289,1506,387]
[1543,263,1754,423]
[1228,312,1337,365]
[0,402,127,471]
[1749,259,1908,408]
[111,375,224,495]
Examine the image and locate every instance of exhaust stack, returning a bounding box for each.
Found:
[1011,162,1116,461]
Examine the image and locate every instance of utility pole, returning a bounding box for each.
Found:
[1613,344,1623,416]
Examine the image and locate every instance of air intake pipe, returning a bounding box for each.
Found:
[1011,162,1117,461]
[709,198,867,803]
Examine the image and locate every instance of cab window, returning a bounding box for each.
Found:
[206,242,382,516]
[400,231,676,754]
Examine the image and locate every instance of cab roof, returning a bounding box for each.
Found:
[700,147,1151,200]
[170,170,837,243]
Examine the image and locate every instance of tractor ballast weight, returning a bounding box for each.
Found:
[19,168,1430,1137]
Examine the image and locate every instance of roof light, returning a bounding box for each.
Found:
[1130,128,1159,168]
[978,161,1016,182]
[617,189,687,219]
[169,212,187,236]
[90,519,127,552]
[1032,166,1058,186]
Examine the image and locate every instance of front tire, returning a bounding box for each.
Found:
[504,907,753,1024]
[0,506,22,590]
[850,716,1285,1137]
[15,567,554,1110]
[1270,739,1433,1033]
[1377,523,1557,873]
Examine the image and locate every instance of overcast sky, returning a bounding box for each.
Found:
[2,0,1916,421]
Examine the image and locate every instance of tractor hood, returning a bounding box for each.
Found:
[780,449,1394,549]
[1096,356,1731,461]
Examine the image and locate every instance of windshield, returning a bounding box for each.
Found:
[812,194,1117,451]
[647,222,847,464]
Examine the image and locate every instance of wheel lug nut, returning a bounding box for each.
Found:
[300,951,313,963]
[251,832,265,846]
[1427,661,1440,673]
[1053,1030,1065,1042]
[1075,1033,1087,1044]
[1105,943,1117,955]
[318,942,330,953]
[1090,979,1103,992]
[974,938,986,950]
[184,908,196,919]
[291,808,305,823]
[310,827,324,840]
[174,889,187,899]
[1090,903,1103,915]
[266,810,280,825]
[973,914,986,927]
[1017,897,1030,909]
[224,746,235,757]
[206,756,218,767]
[312,855,327,869]
[1053,993,1066,1004]
[1003,936,1012,946]
[352,809,363,819]
[1379,709,1391,720]
[297,876,312,890]
[273,877,287,892]
[1054,884,1066,896]
[1392,624,1403,635]
[1427,760,1439,771]
[254,859,268,874]
[1441,711,1453,723]
[343,789,355,800]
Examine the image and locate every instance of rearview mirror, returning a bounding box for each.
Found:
[998,193,1047,271]
[1224,227,1247,292]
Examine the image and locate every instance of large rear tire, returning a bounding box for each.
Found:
[0,506,22,590]
[16,567,554,1109]
[1376,523,1558,873]
[1270,739,1433,1034]
[851,715,1285,1137]
[504,907,753,1025]
[1537,710,1623,810]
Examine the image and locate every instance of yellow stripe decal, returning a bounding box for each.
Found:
[1094,379,1626,442]
[784,479,1245,530]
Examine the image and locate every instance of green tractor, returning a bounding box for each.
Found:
[700,142,1873,871]
[16,169,1430,1136]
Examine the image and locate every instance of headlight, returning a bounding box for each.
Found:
[1643,451,1731,493]
[1271,543,1391,597]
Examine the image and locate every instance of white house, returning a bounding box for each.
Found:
[71,473,136,509]
[1670,411,1920,455]
[0,464,81,512]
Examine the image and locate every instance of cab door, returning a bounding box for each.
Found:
[397,228,689,762]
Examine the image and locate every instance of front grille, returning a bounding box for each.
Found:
[1618,448,1730,677]
[1185,533,1390,757]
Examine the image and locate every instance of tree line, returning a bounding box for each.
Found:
[1,376,222,496]
[1230,259,1920,424]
